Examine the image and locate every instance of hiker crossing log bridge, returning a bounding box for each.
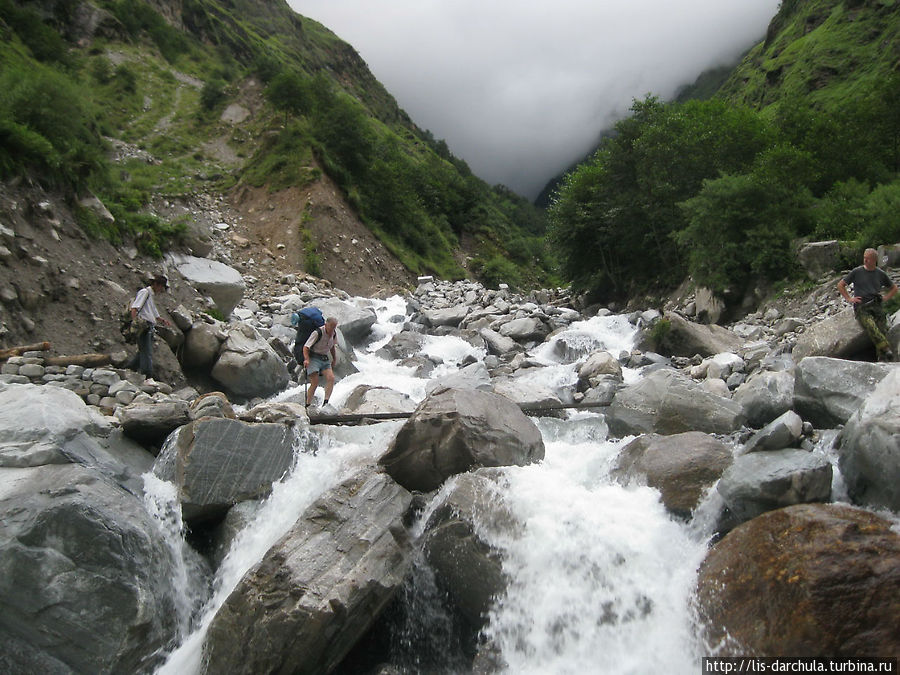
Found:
[308,401,612,425]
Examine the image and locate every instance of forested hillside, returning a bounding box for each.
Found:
[0,0,555,289]
[550,0,900,307]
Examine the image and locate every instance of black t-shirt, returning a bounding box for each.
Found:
[843,266,893,300]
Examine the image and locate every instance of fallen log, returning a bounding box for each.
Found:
[43,353,112,368]
[308,401,612,425]
[0,342,51,360]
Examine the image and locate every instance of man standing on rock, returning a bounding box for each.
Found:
[837,248,898,361]
[303,317,338,409]
[128,275,171,377]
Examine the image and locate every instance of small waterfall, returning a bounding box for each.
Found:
[141,471,210,639]
[475,421,709,674]
[156,422,401,673]
[151,293,717,672]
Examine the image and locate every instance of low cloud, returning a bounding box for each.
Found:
[288,0,780,199]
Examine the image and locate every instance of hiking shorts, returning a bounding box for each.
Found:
[306,353,332,375]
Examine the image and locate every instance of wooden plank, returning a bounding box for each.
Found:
[308,401,611,425]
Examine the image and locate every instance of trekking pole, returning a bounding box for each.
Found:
[303,367,309,408]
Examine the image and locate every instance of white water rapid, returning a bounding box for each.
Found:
[155,296,714,674]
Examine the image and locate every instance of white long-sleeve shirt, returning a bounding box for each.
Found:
[131,287,160,324]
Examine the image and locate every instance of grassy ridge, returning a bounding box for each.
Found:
[0,0,556,288]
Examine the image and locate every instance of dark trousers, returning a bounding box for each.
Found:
[129,328,154,377]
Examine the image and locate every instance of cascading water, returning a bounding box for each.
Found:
[153,296,715,673]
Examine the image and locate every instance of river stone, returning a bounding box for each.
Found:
[152,417,296,523]
[343,385,415,416]
[117,398,191,447]
[498,317,548,343]
[374,330,426,361]
[188,391,235,420]
[696,503,900,657]
[167,252,245,317]
[716,449,832,528]
[479,327,519,356]
[422,471,517,629]
[655,311,743,357]
[577,350,623,388]
[379,387,545,492]
[182,321,222,369]
[211,323,289,398]
[793,357,891,428]
[0,463,179,674]
[605,368,745,437]
[792,308,870,361]
[423,305,469,328]
[610,432,734,518]
[491,377,562,410]
[732,370,794,428]
[202,470,413,675]
[838,368,900,512]
[424,361,492,395]
[309,297,378,345]
[741,410,804,454]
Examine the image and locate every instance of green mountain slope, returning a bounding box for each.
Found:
[548,0,900,308]
[718,0,900,111]
[0,0,555,289]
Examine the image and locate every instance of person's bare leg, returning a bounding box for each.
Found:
[306,372,319,406]
[322,368,335,404]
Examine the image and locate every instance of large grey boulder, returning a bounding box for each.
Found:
[374,330,425,361]
[793,357,892,428]
[732,370,794,428]
[0,463,180,674]
[479,327,519,356]
[605,369,745,437]
[0,383,154,491]
[696,504,900,657]
[792,308,870,361]
[310,298,378,345]
[422,471,517,629]
[611,432,733,518]
[694,286,725,324]
[797,240,841,280]
[211,323,290,399]
[153,417,297,523]
[182,320,223,370]
[117,398,191,447]
[342,385,416,416]
[655,312,743,357]
[167,253,245,317]
[423,305,469,328]
[424,361,492,395]
[717,449,832,528]
[202,470,413,675]
[577,350,623,389]
[498,317,549,342]
[838,368,900,512]
[379,387,545,492]
[491,377,563,410]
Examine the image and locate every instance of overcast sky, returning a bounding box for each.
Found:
[287,1,780,199]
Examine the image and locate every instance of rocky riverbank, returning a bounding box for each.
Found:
[1,269,899,672]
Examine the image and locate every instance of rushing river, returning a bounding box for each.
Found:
[155,295,714,674]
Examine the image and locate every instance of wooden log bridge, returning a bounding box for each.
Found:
[308,400,612,425]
